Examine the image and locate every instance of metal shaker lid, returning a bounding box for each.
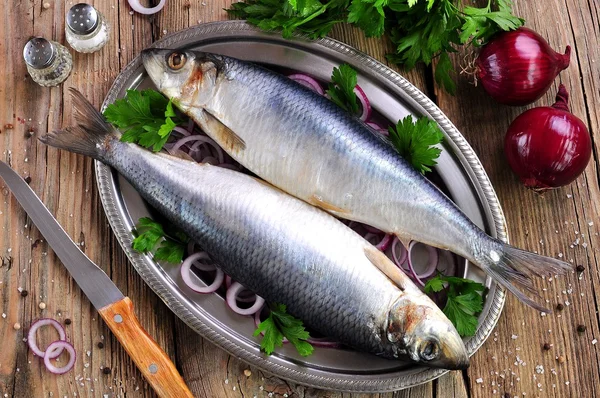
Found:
[23,37,56,69]
[66,3,99,35]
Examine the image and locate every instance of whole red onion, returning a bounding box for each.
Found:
[477,27,571,106]
[504,84,591,192]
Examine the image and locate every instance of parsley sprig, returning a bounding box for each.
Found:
[103,89,181,152]
[254,303,314,356]
[132,217,188,263]
[424,274,485,337]
[326,64,360,114]
[389,115,444,174]
[228,0,524,93]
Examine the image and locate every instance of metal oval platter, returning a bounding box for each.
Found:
[96,20,506,393]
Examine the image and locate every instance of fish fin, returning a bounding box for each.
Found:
[38,88,115,159]
[308,194,348,215]
[394,234,413,251]
[476,239,573,313]
[364,246,406,291]
[200,110,246,153]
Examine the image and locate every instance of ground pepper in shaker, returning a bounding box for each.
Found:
[65,3,110,53]
[23,37,73,87]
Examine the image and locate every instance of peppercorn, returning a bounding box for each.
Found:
[4,124,13,130]
[103,367,111,375]
[543,343,551,351]
[577,324,586,334]
[557,355,565,364]
[24,176,32,184]
[64,318,72,325]
[504,393,511,398]
[20,290,28,297]
[97,342,104,349]
[576,265,585,273]
[556,303,564,311]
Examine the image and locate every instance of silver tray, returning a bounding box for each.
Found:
[96,20,506,392]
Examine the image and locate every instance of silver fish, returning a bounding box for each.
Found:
[142,49,572,311]
[39,88,469,370]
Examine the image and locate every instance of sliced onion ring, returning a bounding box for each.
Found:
[181,256,224,294]
[376,234,393,251]
[366,121,388,136]
[306,337,341,348]
[288,74,324,95]
[43,341,76,375]
[355,85,371,121]
[407,241,439,280]
[27,318,66,358]
[185,252,216,272]
[226,282,265,316]
[128,0,166,14]
[391,237,408,268]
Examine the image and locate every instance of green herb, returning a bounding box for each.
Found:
[424,274,485,337]
[103,89,181,152]
[227,0,524,92]
[132,217,188,263]
[254,303,314,356]
[326,64,359,114]
[388,115,444,173]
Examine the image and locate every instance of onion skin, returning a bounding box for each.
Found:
[504,84,592,192]
[477,27,571,106]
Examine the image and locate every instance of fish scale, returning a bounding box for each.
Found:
[142,49,573,311]
[40,88,470,369]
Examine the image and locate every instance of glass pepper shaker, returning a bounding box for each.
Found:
[23,37,73,87]
[65,3,110,53]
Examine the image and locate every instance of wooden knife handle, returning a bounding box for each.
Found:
[99,297,194,398]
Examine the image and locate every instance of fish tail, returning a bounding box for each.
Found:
[475,238,573,312]
[38,88,117,159]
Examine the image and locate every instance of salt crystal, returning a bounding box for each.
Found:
[535,365,544,374]
[511,334,518,339]
[588,221,594,226]
[592,339,597,345]
[476,377,484,383]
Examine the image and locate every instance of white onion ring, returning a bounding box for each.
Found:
[181,257,224,293]
[366,121,388,136]
[185,251,216,272]
[27,318,66,358]
[128,0,166,15]
[171,126,191,137]
[43,341,76,374]
[226,282,265,316]
[376,234,393,251]
[391,237,408,267]
[355,85,371,121]
[288,74,324,95]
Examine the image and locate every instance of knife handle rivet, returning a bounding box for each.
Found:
[149,364,158,374]
[113,314,123,323]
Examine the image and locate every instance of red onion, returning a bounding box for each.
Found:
[181,256,224,293]
[366,122,388,136]
[376,234,393,251]
[288,74,324,95]
[477,27,571,106]
[407,241,439,281]
[355,85,371,121]
[504,84,592,192]
[185,252,216,272]
[226,282,265,316]
[306,337,341,348]
[43,341,76,375]
[128,0,166,15]
[27,318,66,358]
[391,237,407,267]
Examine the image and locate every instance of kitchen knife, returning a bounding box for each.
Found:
[0,160,194,398]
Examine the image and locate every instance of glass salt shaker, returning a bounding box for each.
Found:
[23,37,73,87]
[65,3,110,53]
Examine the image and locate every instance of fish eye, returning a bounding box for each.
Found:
[167,52,186,70]
[420,341,439,361]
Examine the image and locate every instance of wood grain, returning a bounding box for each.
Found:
[98,297,193,398]
[0,0,598,397]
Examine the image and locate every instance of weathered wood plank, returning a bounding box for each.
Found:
[1,0,599,397]
[432,0,600,397]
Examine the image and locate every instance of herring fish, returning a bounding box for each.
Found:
[39,88,469,370]
[142,49,572,311]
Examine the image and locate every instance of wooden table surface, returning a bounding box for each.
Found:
[1,1,599,397]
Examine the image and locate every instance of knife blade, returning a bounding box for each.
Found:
[0,160,194,398]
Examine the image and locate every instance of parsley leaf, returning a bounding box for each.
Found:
[103,89,181,152]
[424,274,486,336]
[254,303,314,356]
[132,217,188,264]
[388,115,444,173]
[326,64,360,114]
[228,0,524,93]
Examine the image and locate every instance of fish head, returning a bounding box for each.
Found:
[385,295,469,370]
[142,48,221,111]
